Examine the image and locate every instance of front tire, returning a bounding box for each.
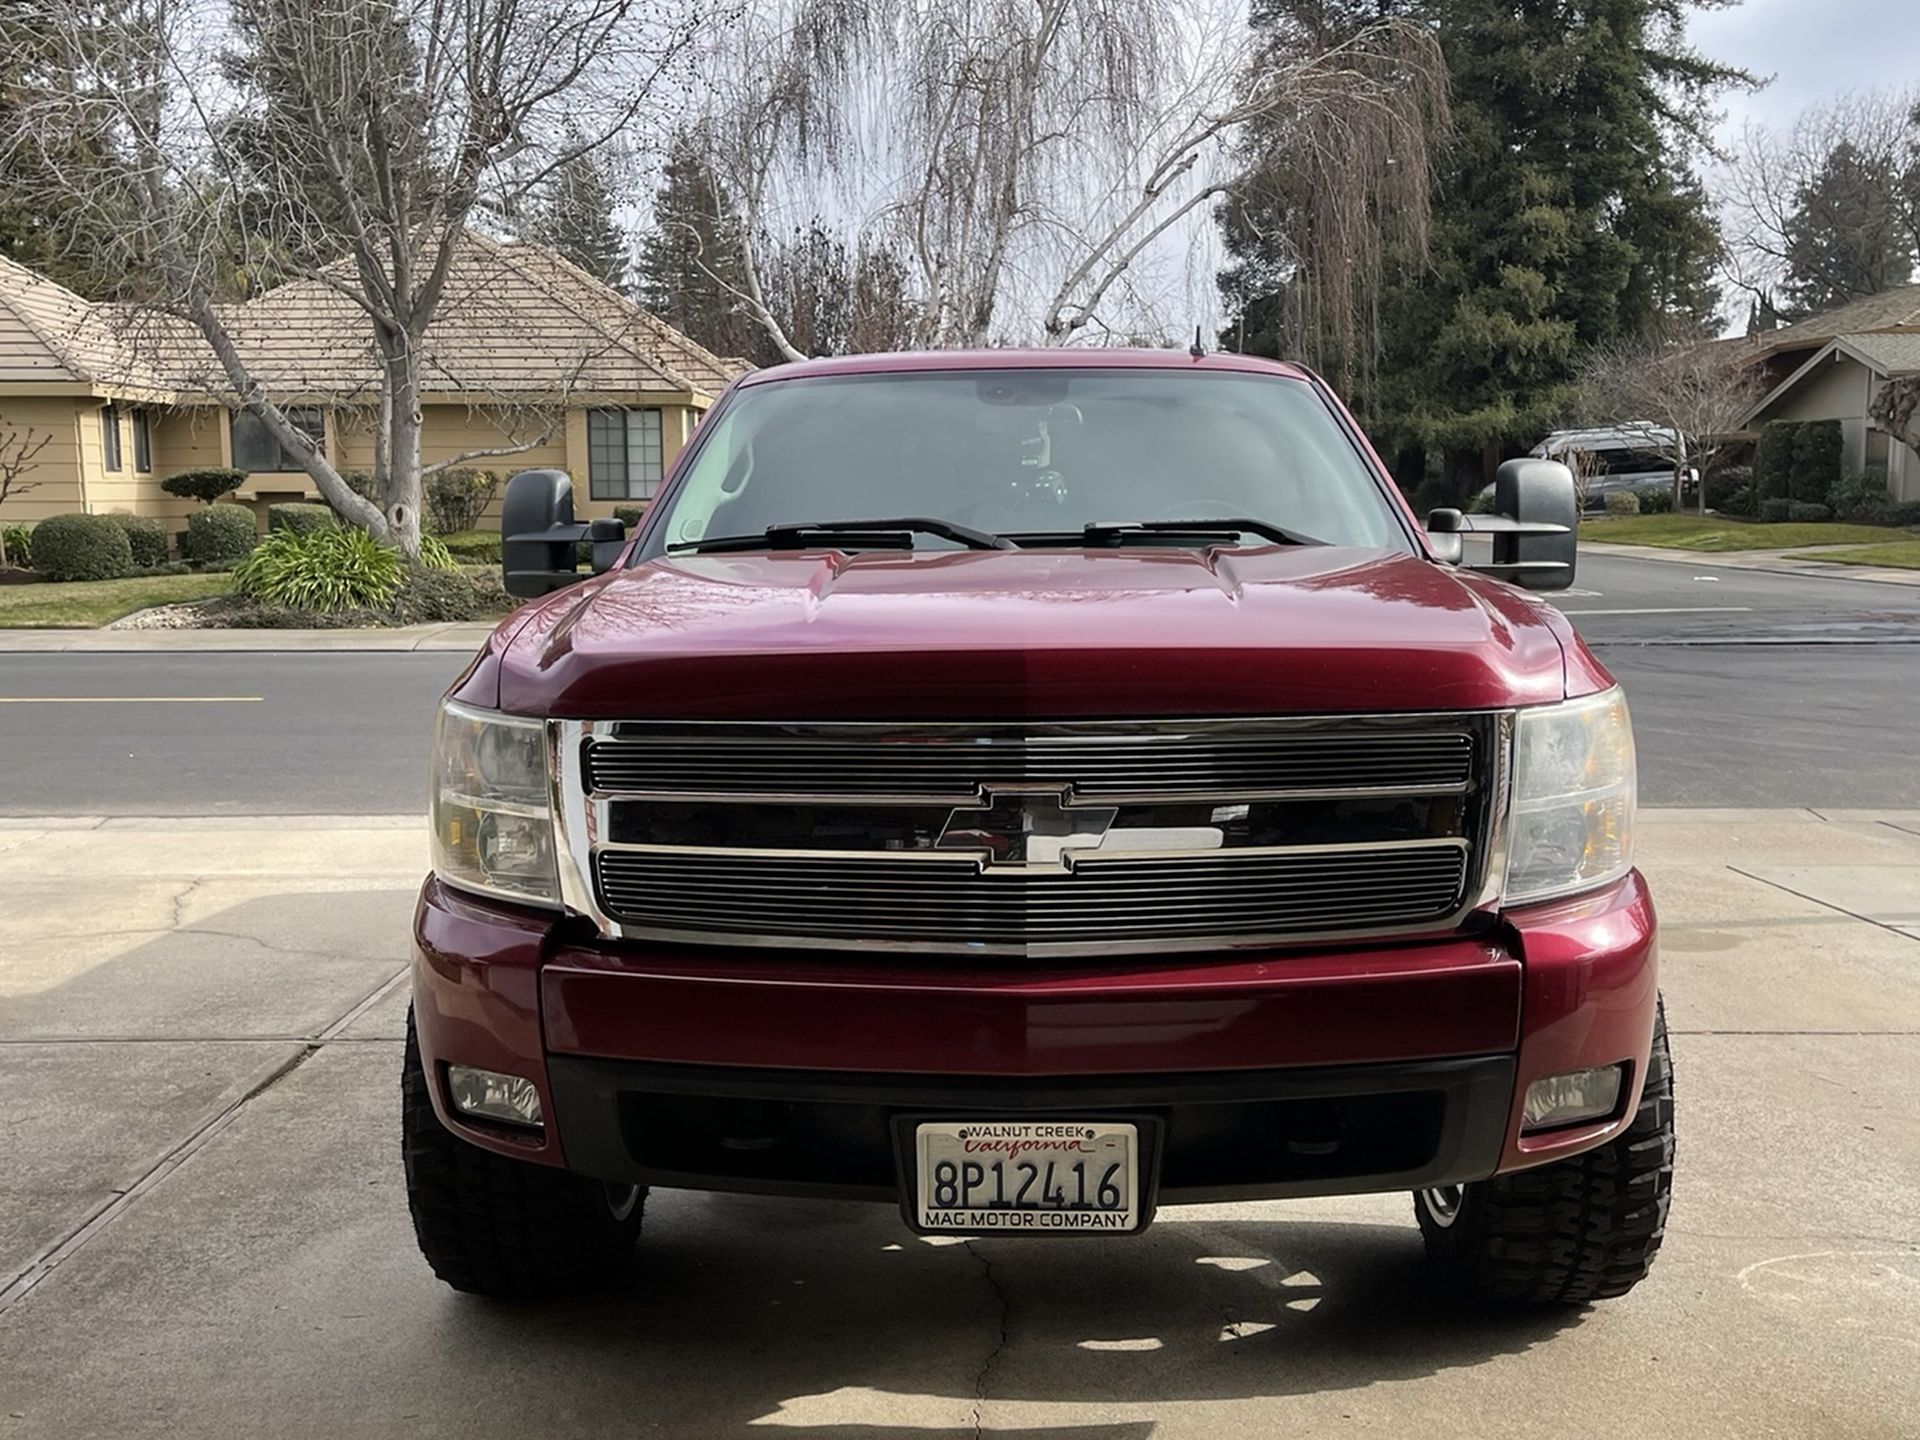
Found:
[1416,997,1674,1304]
[402,1008,645,1298]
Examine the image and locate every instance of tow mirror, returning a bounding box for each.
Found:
[1424,459,1577,592]
[500,468,627,598]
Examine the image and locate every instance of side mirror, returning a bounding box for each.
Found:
[500,469,627,598]
[1488,458,1577,592]
[1424,461,1576,592]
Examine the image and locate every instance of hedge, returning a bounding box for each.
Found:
[613,505,648,529]
[1752,422,1798,502]
[182,504,259,563]
[1637,488,1674,515]
[31,513,135,581]
[1786,502,1832,523]
[1788,420,1842,505]
[268,503,338,536]
[1759,496,1794,523]
[106,512,169,567]
[1603,491,1640,516]
[160,466,246,506]
[424,468,499,535]
[1889,500,1920,528]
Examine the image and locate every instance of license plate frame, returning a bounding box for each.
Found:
[902,1118,1153,1235]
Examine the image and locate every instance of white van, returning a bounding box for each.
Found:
[1531,426,1698,513]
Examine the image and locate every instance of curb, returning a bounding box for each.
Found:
[1580,541,1920,587]
[0,623,496,653]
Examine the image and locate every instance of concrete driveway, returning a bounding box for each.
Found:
[2,812,1918,1438]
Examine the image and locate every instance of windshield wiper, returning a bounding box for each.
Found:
[669,517,1015,555]
[1008,518,1324,549]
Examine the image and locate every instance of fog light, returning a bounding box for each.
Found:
[446,1065,544,1129]
[1522,1064,1625,1133]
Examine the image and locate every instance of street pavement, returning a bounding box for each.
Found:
[2,548,1918,1436]
[0,811,1916,1438]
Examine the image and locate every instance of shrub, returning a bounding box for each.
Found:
[342,470,379,503]
[1637,487,1674,515]
[1603,490,1641,517]
[1889,500,1920,528]
[1786,502,1832,522]
[613,504,648,529]
[268,503,337,536]
[1759,497,1794,523]
[3,521,34,567]
[417,533,460,571]
[1833,464,1891,522]
[423,468,500,535]
[439,530,502,564]
[181,504,259,563]
[1788,420,1843,504]
[1706,465,1751,512]
[159,466,246,506]
[385,564,511,624]
[1411,476,1455,516]
[105,512,169,567]
[1752,422,1799,501]
[31,513,134,581]
[234,526,407,612]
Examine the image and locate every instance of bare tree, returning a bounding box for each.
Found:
[3,0,696,555]
[1718,88,1920,316]
[680,0,1445,358]
[0,414,52,568]
[1579,325,1771,514]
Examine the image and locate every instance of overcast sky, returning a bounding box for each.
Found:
[1689,0,1920,141]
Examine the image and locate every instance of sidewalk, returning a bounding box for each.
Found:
[1582,539,1920,586]
[0,621,498,652]
[2,809,1918,1438]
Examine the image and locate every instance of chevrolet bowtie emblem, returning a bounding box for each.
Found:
[934,788,1118,872]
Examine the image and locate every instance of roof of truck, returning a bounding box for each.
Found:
[736,349,1315,386]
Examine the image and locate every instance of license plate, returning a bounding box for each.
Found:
[914,1121,1139,1232]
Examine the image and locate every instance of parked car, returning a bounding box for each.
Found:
[1531,425,1697,512]
[404,350,1670,1307]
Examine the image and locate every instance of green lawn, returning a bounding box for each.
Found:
[1788,541,1920,570]
[0,572,235,627]
[1579,515,1912,551]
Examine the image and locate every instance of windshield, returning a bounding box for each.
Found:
[643,369,1409,554]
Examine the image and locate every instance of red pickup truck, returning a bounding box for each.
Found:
[405,350,1670,1305]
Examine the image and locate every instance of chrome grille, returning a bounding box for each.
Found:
[594,845,1470,946]
[554,714,1509,956]
[583,726,1474,801]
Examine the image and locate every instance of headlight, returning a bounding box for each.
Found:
[1505,688,1636,904]
[430,699,561,907]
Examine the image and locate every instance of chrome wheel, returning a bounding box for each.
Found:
[603,1183,642,1222]
[1419,1185,1464,1228]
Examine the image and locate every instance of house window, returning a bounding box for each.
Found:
[587,408,665,500]
[101,405,122,472]
[131,409,152,473]
[231,406,325,472]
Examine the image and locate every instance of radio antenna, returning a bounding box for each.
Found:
[1189,325,1205,360]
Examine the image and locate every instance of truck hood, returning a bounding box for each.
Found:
[492,546,1576,719]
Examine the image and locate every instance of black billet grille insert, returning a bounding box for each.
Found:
[584,729,1475,800]
[593,845,1470,947]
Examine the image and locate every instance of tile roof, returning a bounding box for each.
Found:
[1750,286,1920,357]
[1839,330,1920,376]
[0,253,136,384]
[0,233,752,401]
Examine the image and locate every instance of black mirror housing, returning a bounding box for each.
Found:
[500,469,628,598]
[1490,458,1578,592]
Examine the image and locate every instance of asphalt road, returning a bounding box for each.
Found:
[1,551,1916,812]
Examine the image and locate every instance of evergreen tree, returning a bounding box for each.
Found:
[1779,139,1915,317]
[524,145,628,288]
[633,135,764,360]
[1222,0,1746,492]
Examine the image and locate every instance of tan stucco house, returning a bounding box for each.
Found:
[0,233,749,538]
[1739,287,1920,504]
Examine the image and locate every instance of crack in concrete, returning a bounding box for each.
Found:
[166,878,205,932]
[1726,866,1920,947]
[962,1240,1009,1440]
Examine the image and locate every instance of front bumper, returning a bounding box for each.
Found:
[411,869,1658,1203]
